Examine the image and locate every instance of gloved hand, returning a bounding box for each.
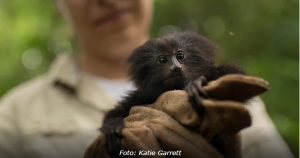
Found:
[148,74,270,157]
[121,106,223,158]
[84,106,223,158]
[84,74,269,158]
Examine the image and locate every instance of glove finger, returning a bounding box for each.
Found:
[121,126,163,158]
[129,106,162,116]
[200,99,251,134]
[149,123,223,158]
[203,74,270,102]
[150,90,202,126]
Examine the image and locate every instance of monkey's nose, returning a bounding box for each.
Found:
[169,64,182,71]
[170,56,182,71]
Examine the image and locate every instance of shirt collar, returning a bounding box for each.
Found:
[48,53,80,91]
[48,53,117,112]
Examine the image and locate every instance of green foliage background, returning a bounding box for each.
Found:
[0,0,298,156]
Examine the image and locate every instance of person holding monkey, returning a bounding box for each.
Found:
[0,0,293,158]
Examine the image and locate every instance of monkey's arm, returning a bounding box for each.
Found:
[101,91,154,134]
[186,64,245,108]
[100,106,129,158]
[100,91,151,157]
[206,64,245,81]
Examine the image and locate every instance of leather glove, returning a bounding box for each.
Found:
[84,74,269,158]
[121,106,223,158]
[151,74,270,135]
[84,107,223,158]
[149,74,270,157]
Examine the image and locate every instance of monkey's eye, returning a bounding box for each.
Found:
[176,51,185,61]
[157,56,168,64]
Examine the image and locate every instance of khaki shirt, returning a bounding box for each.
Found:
[0,54,293,158]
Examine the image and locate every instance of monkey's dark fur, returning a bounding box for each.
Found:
[101,32,244,157]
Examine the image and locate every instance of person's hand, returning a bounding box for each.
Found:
[84,74,270,158]
[121,106,223,158]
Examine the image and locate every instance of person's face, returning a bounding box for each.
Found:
[57,0,153,61]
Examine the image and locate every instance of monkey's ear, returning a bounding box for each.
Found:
[127,41,154,87]
[176,31,220,61]
[195,34,219,62]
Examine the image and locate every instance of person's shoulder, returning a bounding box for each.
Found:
[0,53,76,107]
[0,74,51,106]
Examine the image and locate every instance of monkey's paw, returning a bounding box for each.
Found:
[103,123,123,158]
[185,76,208,116]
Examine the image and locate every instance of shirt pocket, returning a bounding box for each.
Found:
[22,119,85,158]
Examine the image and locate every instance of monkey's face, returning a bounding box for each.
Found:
[154,49,187,90]
[129,32,216,91]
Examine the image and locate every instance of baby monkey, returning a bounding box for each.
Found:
[101,32,243,157]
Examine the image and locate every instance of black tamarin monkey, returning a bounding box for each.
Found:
[101,32,244,157]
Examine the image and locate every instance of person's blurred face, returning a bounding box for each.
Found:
[57,0,152,62]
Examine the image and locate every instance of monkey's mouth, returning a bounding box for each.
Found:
[164,76,186,90]
[162,69,186,90]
